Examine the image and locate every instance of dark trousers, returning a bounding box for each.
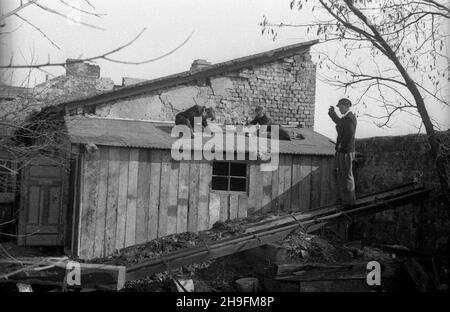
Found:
[278,127,291,141]
[261,125,291,141]
[334,152,356,206]
[175,114,196,138]
[175,114,193,131]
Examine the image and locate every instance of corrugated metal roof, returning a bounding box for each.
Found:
[65,116,336,156]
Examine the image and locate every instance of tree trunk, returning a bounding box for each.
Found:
[343,0,450,210]
[403,75,450,209]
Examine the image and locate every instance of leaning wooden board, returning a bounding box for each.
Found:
[0,259,126,291]
[124,183,429,282]
[276,260,403,282]
[126,223,300,282]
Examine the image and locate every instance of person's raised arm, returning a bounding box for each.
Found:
[328,106,340,124]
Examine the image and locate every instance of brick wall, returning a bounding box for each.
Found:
[66,59,100,78]
[96,52,316,127]
[352,131,450,255]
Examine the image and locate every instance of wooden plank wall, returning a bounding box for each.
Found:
[249,154,337,214]
[78,146,336,259]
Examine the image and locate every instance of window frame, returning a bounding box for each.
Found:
[210,161,248,194]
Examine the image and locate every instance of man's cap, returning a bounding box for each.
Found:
[337,98,352,107]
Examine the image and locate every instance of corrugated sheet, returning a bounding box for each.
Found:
[65,116,336,156]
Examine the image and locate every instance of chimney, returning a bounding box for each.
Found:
[65,58,100,78]
[190,59,211,73]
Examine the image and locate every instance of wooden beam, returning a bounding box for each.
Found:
[1,260,126,291]
[247,182,426,233]
[126,225,297,281]
[125,149,139,246]
[276,260,403,282]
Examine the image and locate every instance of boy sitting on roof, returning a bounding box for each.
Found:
[175,105,215,136]
[247,106,291,141]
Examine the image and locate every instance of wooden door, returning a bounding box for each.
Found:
[19,159,68,246]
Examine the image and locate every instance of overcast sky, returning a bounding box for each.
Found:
[1,0,449,139]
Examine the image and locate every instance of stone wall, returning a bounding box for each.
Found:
[0,60,114,135]
[95,52,316,127]
[66,59,101,78]
[352,131,450,255]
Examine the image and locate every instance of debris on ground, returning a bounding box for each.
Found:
[2,208,448,292]
[0,241,65,291]
[90,211,283,266]
[115,226,394,292]
[277,228,352,263]
[122,253,258,292]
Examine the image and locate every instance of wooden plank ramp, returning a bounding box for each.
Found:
[125,183,430,282]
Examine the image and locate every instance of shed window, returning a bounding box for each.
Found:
[211,161,247,192]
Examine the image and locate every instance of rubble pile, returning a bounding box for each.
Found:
[279,229,352,263]
[113,227,373,292]
[91,212,275,266]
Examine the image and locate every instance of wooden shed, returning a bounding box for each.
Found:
[19,115,337,259]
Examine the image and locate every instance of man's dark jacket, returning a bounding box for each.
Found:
[248,113,292,141]
[328,110,357,153]
[175,105,208,128]
[249,114,272,126]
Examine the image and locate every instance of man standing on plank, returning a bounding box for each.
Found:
[328,98,357,207]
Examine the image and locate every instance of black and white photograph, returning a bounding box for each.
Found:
[0,0,449,298]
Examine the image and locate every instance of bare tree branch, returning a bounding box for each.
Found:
[262,0,450,205]
[1,27,194,69]
[0,0,39,22]
[103,30,195,65]
[32,1,105,30]
[58,0,106,18]
[14,13,61,50]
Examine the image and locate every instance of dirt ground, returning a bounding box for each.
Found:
[122,253,258,292]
